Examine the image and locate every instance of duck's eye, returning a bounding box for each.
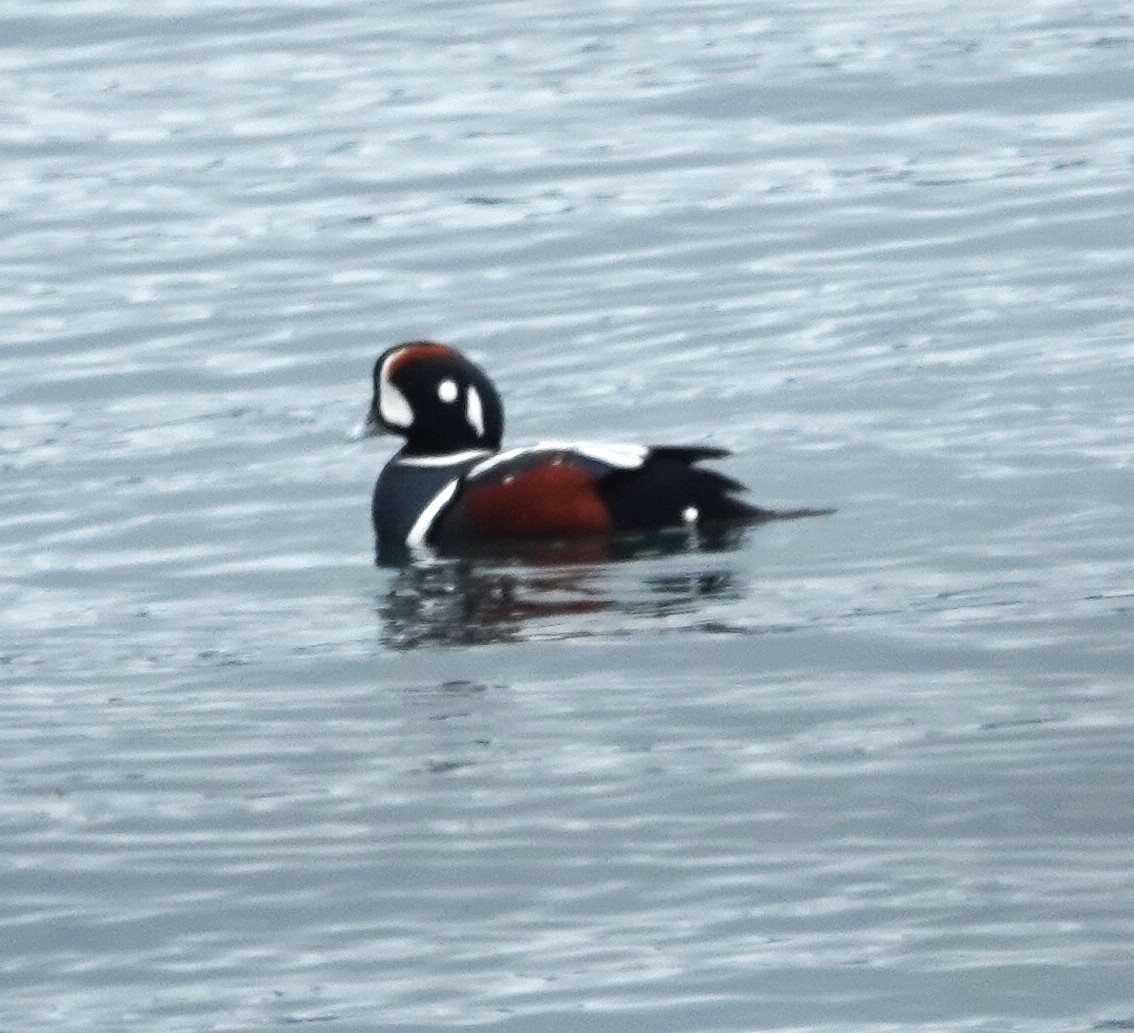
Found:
[437,379,458,403]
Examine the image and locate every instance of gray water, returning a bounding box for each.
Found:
[3,1,1134,1030]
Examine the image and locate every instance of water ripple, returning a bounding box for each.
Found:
[3,0,1134,1030]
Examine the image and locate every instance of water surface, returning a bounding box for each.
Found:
[2,0,1134,1030]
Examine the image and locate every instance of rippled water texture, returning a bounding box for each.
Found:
[2,1,1133,1030]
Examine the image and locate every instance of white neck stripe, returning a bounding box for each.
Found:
[466,385,485,437]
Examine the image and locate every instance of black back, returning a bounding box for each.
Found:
[598,448,771,529]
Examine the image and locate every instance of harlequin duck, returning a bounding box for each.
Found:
[356,341,828,561]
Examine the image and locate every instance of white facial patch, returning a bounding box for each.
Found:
[437,379,458,403]
[378,352,414,428]
[465,385,485,437]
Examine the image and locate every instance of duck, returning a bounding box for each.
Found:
[355,340,828,561]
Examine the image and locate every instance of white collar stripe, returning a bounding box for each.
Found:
[397,449,491,467]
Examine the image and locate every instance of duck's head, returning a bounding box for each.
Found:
[357,341,504,455]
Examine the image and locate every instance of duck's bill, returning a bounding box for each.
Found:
[348,410,382,441]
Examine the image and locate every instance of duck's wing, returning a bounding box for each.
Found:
[431,444,629,543]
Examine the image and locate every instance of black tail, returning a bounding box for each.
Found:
[746,505,837,522]
[599,448,833,531]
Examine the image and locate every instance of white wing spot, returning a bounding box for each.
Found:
[437,379,458,403]
[682,506,699,524]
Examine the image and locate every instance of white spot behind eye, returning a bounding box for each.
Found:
[378,352,414,428]
[437,379,458,403]
[466,385,485,437]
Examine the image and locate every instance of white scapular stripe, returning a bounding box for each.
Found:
[378,352,414,428]
[468,442,648,478]
[405,478,461,547]
[467,448,525,477]
[571,442,649,468]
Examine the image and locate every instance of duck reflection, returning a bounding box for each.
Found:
[375,524,750,650]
